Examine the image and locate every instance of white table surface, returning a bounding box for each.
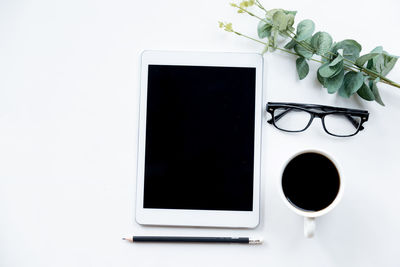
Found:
[1,0,400,266]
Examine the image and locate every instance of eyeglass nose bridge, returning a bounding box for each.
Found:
[303,112,325,131]
[310,111,325,118]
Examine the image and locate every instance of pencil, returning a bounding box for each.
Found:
[122,236,262,244]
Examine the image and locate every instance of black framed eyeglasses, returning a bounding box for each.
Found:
[266,102,369,137]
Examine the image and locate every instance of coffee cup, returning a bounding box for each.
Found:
[279,149,344,238]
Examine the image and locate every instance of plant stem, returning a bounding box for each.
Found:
[232,30,324,63]
[339,54,400,88]
[232,4,268,23]
[233,5,331,64]
[255,0,267,12]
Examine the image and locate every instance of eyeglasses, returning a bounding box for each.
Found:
[266,102,369,137]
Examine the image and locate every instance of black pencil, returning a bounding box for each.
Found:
[122,236,262,244]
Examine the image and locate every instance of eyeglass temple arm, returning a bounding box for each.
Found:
[275,102,369,115]
[345,114,364,131]
[267,108,292,124]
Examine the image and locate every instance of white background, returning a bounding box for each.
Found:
[1,0,400,266]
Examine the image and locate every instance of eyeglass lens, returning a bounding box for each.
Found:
[323,114,361,136]
[273,108,311,132]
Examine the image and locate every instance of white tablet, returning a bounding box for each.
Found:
[136,51,263,228]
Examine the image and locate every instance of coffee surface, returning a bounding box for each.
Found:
[282,152,340,212]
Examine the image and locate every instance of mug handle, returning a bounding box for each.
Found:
[304,217,315,238]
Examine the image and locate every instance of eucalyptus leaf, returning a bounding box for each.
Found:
[286,10,297,16]
[318,55,343,78]
[366,47,384,73]
[338,83,348,98]
[371,46,383,53]
[373,54,385,73]
[325,69,344,94]
[311,32,333,56]
[317,70,325,86]
[329,54,343,67]
[366,59,374,70]
[370,78,385,106]
[331,39,362,61]
[381,53,399,76]
[357,82,375,101]
[267,8,297,19]
[369,52,399,75]
[296,19,315,41]
[342,72,364,97]
[355,53,380,67]
[266,8,282,18]
[257,20,272,39]
[284,39,296,49]
[296,57,309,80]
[294,43,313,59]
[272,10,294,31]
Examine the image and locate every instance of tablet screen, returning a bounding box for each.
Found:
[143,65,256,211]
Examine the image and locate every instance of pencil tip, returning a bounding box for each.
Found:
[122,237,133,242]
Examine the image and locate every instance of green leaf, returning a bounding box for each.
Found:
[294,37,313,59]
[296,19,315,41]
[296,57,309,80]
[341,72,364,97]
[370,52,398,75]
[366,47,384,72]
[311,32,333,55]
[294,43,313,59]
[257,20,272,39]
[371,46,383,53]
[366,59,374,70]
[338,83,348,98]
[370,78,385,106]
[272,10,292,31]
[285,10,297,16]
[381,53,398,76]
[357,82,375,101]
[325,69,344,94]
[355,53,380,67]
[266,8,281,18]
[317,70,325,86]
[267,9,297,19]
[318,55,343,78]
[331,39,362,61]
[266,9,296,33]
[284,39,296,49]
[329,54,343,67]
[373,53,385,73]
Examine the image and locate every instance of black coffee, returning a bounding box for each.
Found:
[282,152,340,212]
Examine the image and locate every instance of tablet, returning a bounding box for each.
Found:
[136,51,263,228]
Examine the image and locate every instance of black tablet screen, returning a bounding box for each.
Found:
[143,65,256,211]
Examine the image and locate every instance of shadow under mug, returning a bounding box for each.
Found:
[279,149,344,238]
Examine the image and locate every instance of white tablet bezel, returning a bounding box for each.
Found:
[136,50,263,228]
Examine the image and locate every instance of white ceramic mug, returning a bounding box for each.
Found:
[279,149,344,238]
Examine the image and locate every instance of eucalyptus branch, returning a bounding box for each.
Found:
[230,3,267,23]
[219,23,324,64]
[220,0,400,105]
